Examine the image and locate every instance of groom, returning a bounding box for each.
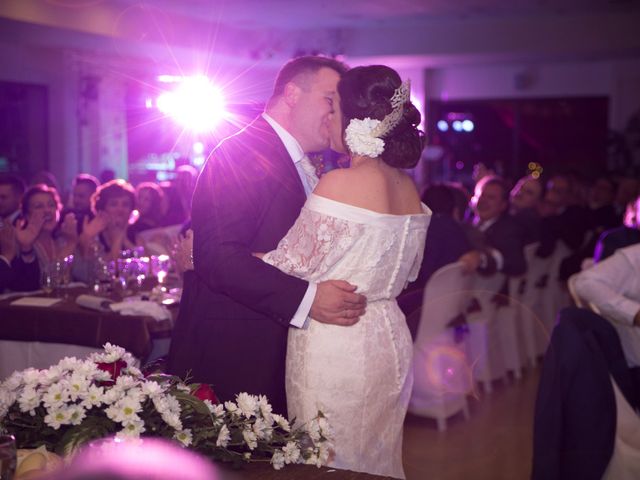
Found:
[168,56,366,415]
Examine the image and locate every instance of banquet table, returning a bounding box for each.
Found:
[0,288,174,378]
[217,463,392,479]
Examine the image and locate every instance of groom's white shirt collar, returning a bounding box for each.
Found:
[262,113,305,164]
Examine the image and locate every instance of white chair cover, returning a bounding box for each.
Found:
[465,272,508,393]
[409,262,473,431]
[603,375,640,480]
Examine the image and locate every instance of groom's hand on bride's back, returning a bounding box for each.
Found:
[311,280,366,326]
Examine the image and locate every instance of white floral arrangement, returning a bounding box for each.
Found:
[343,79,412,159]
[344,117,386,158]
[0,343,332,470]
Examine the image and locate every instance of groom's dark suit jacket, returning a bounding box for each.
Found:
[168,116,309,415]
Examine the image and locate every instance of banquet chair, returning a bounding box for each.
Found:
[514,242,549,368]
[409,262,473,431]
[464,272,508,394]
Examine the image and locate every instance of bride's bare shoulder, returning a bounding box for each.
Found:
[313,168,356,201]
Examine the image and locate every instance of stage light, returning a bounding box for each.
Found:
[462,120,474,132]
[452,120,463,132]
[157,75,226,132]
[145,98,153,109]
[192,141,204,155]
[437,120,449,132]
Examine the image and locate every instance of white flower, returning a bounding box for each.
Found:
[282,441,301,464]
[105,397,142,425]
[272,414,291,432]
[67,373,90,401]
[68,404,87,426]
[44,406,71,430]
[81,385,105,409]
[141,380,163,398]
[317,416,334,440]
[252,418,270,440]
[57,357,81,372]
[18,387,40,413]
[124,366,142,378]
[236,393,257,418]
[271,450,285,470]
[216,424,230,447]
[2,371,24,391]
[174,429,193,447]
[224,401,238,414]
[114,376,138,391]
[22,368,42,386]
[242,429,258,450]
[42,383,70,409]
[344,117,385,157]
[119,418,145,438]
[306,419,321,443]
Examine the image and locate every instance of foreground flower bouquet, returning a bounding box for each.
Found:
[0,344,332,470]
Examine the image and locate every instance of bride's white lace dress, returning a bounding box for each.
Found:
[263,193,430,478]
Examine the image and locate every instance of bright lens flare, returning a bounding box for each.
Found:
[156,76,226,132]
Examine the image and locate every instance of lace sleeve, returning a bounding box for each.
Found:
[263,207,361,281]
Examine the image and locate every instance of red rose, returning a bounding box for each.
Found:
[192,384,219,404]
[96,359,128,383]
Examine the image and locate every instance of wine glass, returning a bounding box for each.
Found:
[0,434,16,480]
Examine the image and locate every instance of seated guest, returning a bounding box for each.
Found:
[161,166,198,226]
[459,175,526,277]
[0,219,39,292]
[532,307,640,480]
[574,243,640,369]
[0,174,25,225]
[408,184,471,290]
[537,174,590,260]
[594,194,640,262]
[128,182,166,241]
[510,174,544,245]
[19,184,78,269]
[559,176,622,279]
[78,180,137,262]
[61,173,99,234]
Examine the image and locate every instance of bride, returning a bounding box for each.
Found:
[260,65,430,479]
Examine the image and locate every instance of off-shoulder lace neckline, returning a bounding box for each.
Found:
[309,193,430,218]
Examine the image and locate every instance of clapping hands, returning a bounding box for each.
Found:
[59,213,78,240]
[15,212,46,253]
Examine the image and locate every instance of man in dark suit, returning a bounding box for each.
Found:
[168,56,366,415]
[460,175,526,277]
[594,194,640,262]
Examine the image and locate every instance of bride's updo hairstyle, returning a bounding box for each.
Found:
[338,65,424,168]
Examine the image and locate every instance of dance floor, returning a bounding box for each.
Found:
[403,367,539,480]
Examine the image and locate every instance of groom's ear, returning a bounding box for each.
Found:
[283,82,300,107]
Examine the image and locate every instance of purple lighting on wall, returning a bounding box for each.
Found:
[156,75,226,132]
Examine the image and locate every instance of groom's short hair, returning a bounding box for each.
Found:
[270,56,348,100]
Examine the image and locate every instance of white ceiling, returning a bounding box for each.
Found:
[124,0,639,28]
[1,0,639,70]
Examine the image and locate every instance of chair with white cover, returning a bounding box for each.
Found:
[464,272,508,394]
[409,262,474,431]
[603,375,640,480]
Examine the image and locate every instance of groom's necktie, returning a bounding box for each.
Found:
[295,155,319,197]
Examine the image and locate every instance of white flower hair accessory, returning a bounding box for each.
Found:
[344,79,411,158]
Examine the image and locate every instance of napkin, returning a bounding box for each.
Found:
[10,297,61,307]
[109,300,171,321]
[76,294,114,312]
